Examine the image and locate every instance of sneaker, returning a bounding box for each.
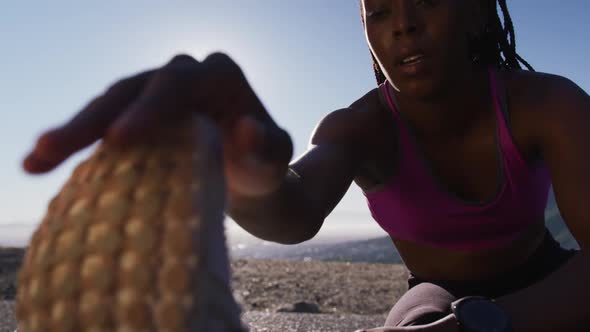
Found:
[15,115,247,331]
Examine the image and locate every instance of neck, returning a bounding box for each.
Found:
[392,66,491,140]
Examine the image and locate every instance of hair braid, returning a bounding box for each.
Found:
[495,0,533,71]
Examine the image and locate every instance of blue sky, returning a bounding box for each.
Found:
[2,1,589,236]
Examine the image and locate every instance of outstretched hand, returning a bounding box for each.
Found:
[354,314,459,332]
[23,53,293,198]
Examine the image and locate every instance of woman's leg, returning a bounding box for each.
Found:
[384,231,578,327]
[384,282,457,326]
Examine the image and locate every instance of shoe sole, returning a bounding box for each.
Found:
[15,115,246,331]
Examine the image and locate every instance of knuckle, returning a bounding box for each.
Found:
[105,79,127,95]
[159,55,202,85]
[204,52,233,64]
[84,95,105,111]
[168,53,198,65]
[204,52,245,80]
[105,69,154,96]
[157,63,198,88]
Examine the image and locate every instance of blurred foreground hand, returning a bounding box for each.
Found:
[23,53,293,198]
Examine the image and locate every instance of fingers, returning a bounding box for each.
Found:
[107,53,251,144]
[23,69,155,173]
[222,115,293,196]
[229,115,292,167]
[260,123,293,163]
[24,52,270,176]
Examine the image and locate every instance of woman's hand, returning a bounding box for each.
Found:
[354,314,459,332]
[22,53,293,198]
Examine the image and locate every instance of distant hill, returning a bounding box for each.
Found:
[545,214,579,250]
[230,236,403,263]
[544,190,579,250]
[231,205,579,263]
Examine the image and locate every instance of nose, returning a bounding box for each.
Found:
[392,1,418,39]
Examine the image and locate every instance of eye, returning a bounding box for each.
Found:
[365,8,390,20]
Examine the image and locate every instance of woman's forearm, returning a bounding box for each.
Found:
[496,249,590,331]
[227,170,324,244]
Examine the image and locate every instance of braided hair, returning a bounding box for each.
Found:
[362,0,534,85]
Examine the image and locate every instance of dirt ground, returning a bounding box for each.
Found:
[230,259,408,315]
[0,247,410,331]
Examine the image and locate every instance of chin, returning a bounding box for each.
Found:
[392,77,445,101]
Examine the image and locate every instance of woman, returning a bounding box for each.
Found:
[23,0,589,331]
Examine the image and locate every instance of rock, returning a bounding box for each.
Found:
[276,301,321,314]
[1,284,16,300]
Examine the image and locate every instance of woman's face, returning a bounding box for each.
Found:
[362,0,480,99]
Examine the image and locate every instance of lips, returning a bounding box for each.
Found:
[395,47,429,76]
[396,46,427,66]
[400,54,426,66]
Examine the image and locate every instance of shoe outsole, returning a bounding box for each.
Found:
[15,116,246,332]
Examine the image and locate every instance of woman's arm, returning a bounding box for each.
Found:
[228,107,371,244]
[495,74,590,331]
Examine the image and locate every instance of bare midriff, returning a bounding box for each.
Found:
[393,220,547,282]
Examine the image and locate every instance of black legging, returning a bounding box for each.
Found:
[385,230,579,326]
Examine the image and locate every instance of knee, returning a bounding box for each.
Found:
[385,282,457,327]
[397,306,450,326]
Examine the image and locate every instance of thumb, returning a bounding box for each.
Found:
[232,115,292,165]
[222,115,292,197]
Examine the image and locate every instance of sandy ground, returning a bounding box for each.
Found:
[230,259,408,315]
[1,301,388,332]
[0,247,408,332]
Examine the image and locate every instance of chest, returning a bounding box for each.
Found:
[355,103,536,203]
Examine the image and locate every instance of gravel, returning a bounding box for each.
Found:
[0,301,15,332]
[1,249,407,331]
[1,301,388,332]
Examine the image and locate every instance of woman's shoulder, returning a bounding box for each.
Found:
[348,85,386,112]
[501,69,589,158]
[310,86,390,147]
[502,69,584,110]
[500,69,588,131]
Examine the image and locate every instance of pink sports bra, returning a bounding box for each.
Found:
[363,69,551,251]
